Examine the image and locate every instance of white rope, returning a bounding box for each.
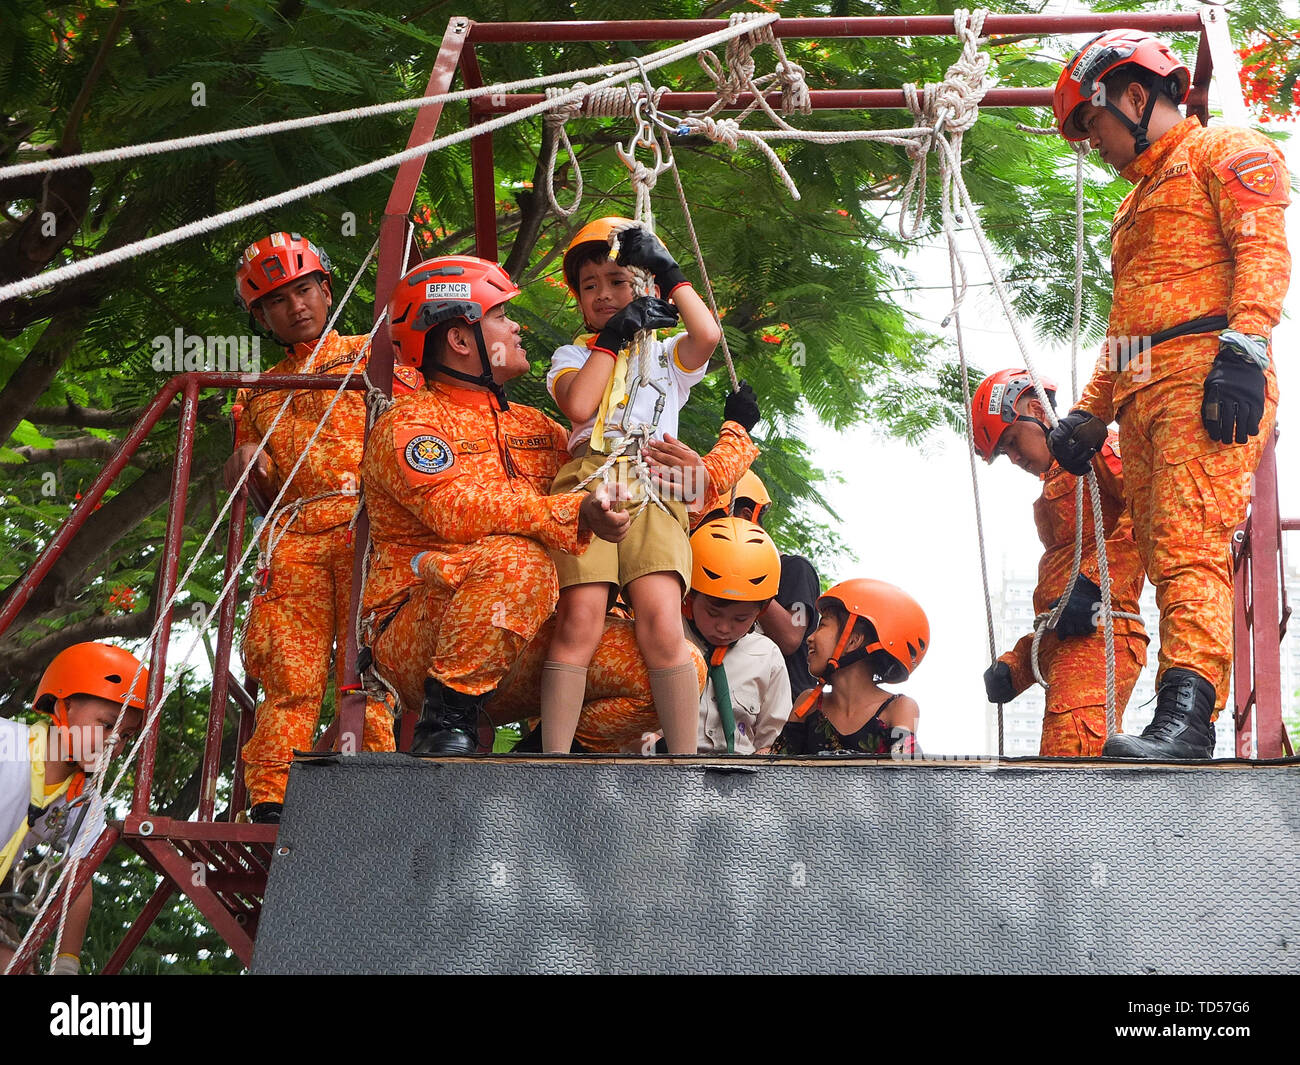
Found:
[658,126,738,392]
[0,50,724,181]
[0,14,779,305]
[913,16,1124,743]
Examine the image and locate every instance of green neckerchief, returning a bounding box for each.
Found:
[707,645,736,754]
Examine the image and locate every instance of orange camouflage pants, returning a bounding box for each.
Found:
[241,525,394,806]
[370,535,559,713]
[488,614,707,753]
[1037,632,1147,756]
[1118,367,1278,707]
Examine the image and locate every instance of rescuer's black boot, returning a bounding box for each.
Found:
[249,802,283,824]
[1102,667,1217,759]
[410,678,489,756]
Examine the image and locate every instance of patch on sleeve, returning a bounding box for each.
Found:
[1215,148,1289,207]
[1101,441,1123,479]
[392,365,424,395]
[394,426,457,486]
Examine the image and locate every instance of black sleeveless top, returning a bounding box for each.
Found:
[774,692,916,756]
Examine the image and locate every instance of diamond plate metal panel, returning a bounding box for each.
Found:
[251,755,1300,974]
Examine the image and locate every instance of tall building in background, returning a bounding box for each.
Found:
[986,559,1300,757]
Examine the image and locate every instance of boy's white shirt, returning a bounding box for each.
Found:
[547,332,707,452]
[0,717,107,882]
[688,629,794,755]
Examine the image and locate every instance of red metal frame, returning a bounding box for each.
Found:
[2,12,1291,973]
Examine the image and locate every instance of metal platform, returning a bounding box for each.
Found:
[251,753,1300,974]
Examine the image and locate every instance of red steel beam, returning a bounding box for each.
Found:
[462,45,499,261]
[338,16,473,750]
[101,880,176,975]
[135,838,256,967]
[0,377,186,636]
[479,87,1063,114]
[132,376,201,815]
[465,14,1207,43]
[1248,436,1285,758]
[199,487,247,821]
[5,825,119,974]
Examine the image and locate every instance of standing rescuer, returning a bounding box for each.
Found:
[972,369,1148,756]
[1048,30,1291,758]
[229,232,407,822]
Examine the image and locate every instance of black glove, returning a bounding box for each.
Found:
[1202,337,1267,444]
[1047,409,1108,476]
[724,380,761,431]
[984,661,1017,704]
[615,226,687,294]
[593,296,679,355]
[1048,574,1102,638]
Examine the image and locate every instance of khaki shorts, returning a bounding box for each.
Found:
[550,448,691,592]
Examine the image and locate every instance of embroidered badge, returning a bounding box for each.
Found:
[1230,150,1278,195]
[1215,148,1288,206]
[404,434,454,476]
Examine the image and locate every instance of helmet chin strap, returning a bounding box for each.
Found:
[1102,88,1161,156]
[430,321,510,410]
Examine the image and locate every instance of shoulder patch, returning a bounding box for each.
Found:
[1215,148,1289,207]
[392,365,423,395]
[394,426,458,486]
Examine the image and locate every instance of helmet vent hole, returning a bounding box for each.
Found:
[702,567,722,581]
[907,641,917,661]
[105,674,122,684]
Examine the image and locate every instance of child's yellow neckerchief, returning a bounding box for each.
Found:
[0,723,85,882]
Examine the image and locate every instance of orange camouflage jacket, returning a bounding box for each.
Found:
[1078,118,1291,423]
[233,331,420,536]
[360,382,590,619]
[998,434,1147,694]
[360,379,760,621]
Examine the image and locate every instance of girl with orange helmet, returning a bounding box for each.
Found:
[685,517,792,755]
[774,579,927,757]
[540,217,722,755]
[1,643,148,973]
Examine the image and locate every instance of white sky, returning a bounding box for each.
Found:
[807,111,1300,755]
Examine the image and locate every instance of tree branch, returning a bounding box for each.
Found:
[0,603,184,682]
[59,3,130,154]
[0,462,187,633]
[1,435,152,467]
[29,392,225,430]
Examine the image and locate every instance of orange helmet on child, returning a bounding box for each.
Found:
[34,643,150,720]
[1054,30,1190,149]
[721,470,772,523]
[689,517,781,602]
[562,216,667,294]
[970,369,1057,464]
[818,578,929,683]
[387,255,520,407]
[234,231,332,312]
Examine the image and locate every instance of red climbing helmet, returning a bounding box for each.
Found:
[1054,29,1190,141]
[234,231,333,311]
[970,369,1058,464]
[386,255,520,369]
[818,578,929,683]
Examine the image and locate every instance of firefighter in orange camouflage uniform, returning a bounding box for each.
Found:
[228,233,414,822]
[973,370,1148,756]
[1049,31,1290,757]
[361,255,754,754]
[361,255,643,755]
